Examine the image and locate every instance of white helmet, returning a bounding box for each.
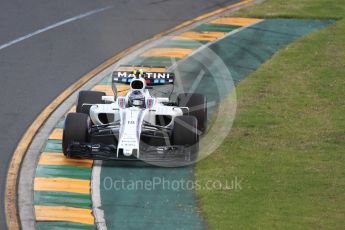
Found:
[128,90,145,108]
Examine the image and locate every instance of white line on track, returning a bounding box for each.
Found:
[92,160,107,230]
[0,5,113,51]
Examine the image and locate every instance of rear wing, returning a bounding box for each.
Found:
[112,71,175,86]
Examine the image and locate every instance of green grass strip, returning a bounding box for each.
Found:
[192,23,240,32]
[43,140,62,152]
[35,165,91,179]
[231,0,345,20]
[157,40,205,49]
[196,0,345,229]
[37,221,96,230]
[34,191,92,209]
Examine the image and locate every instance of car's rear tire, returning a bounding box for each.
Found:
[62,113,91,157]
[172,115,199,161]
[177,93,207,133]
[76,90,105,114]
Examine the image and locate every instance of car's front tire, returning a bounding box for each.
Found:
[62,113,91,157]
[177,93,207,133]
[172,115,199,161]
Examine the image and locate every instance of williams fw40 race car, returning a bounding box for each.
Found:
[62,69,207,165]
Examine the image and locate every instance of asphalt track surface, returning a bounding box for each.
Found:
[0,0,243,228]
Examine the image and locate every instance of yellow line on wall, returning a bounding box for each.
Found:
[34,177,90,194]
[38,152,93,168]
[35,205,94,225]
[172,31,226,41]
[208,17,262,26]
[140,48,194,59]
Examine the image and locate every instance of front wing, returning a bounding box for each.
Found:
[66,142,196,164]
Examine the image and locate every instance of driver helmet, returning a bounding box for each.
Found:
[128,90,145,108]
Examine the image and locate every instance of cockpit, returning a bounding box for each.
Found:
[127,90,145,108]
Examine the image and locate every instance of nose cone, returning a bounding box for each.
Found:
[123,149,133,156]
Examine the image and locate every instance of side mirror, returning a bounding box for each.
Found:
[101,96,115,103]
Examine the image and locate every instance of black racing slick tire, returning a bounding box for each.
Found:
[62,113,91,157]
[177,93,207,133]
[76,90,106,114]
[172,116,199,161]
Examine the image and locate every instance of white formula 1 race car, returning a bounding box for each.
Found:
[62,69,207,164]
